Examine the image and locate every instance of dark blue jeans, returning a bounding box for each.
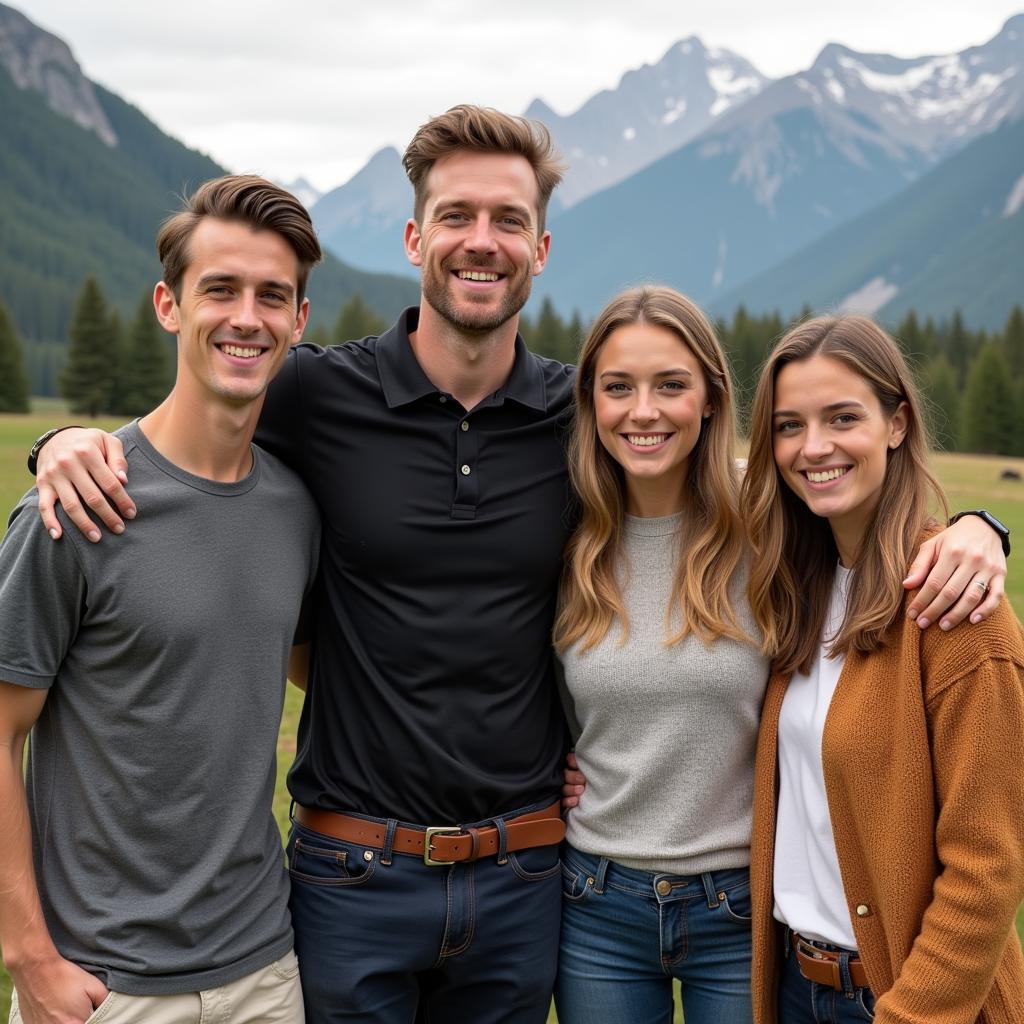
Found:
[778,933,876,1023]
[554,845,753,1024]
[286,804,561,1023]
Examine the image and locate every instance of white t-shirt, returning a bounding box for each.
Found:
[773,564,858,948]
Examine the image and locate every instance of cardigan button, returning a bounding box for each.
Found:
[856,904,871,917]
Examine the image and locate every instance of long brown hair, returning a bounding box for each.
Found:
[554,286,748,652]
[742,315,947,674]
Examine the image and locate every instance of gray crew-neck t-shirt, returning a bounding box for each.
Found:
[0,421,320,995]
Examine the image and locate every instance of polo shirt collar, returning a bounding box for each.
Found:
[377,306,548,412]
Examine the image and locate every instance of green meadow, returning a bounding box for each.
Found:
[1,410,1022,1020]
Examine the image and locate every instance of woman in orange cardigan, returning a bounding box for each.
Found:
[741,315,1024,1024]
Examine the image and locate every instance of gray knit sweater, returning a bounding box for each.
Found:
[558,512,769,874]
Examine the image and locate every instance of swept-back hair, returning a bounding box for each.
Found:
[741,315,946,674]
[555,286,749,652]
[157,175,322,302]
[402,105,565,233]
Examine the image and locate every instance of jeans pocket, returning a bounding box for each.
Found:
[718,879,752,925]
[508,844,561,882]
[288,832,375,887]
[560,861,594,903]
[856,987,876,1021]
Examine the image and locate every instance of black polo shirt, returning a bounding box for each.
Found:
[256,308,577,823]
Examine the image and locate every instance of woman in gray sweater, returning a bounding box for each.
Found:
[553,286,766,1024]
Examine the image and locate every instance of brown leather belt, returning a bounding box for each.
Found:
[792,932,870,991]
[294,801,565,866]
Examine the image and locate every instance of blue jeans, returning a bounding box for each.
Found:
[286,804,561,1023]
[778,933,876,1023]
[554,845,753,1024]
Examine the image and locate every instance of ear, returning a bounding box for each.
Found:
[291,297,310,345]
[404,218,423,268]
[532,231,551,277]
[153,281,179,335]
[888,400,910,450]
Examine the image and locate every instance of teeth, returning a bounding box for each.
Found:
[628,434,668,447]
[457,271,499,282]
[806,467,848,483]
[221,344,262,359]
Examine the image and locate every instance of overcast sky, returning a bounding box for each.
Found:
[13,0,1024,192]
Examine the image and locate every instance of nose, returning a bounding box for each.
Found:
[802,423,834,460]
[464,214,498,254]
[230,291,261,334]
[629,388,658,425]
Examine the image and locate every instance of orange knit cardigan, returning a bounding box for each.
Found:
[750,596,1024,1024]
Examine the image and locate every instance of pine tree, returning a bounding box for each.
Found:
[60,277,117,417]
[332,295,385,343]
[897,310,930,366]
[0,302,31,412]
[107,310,127,415]
[1002,305,1024,378]
[306,324,331,348]
[944,310,971,382]
[529,297,569,361]
[119,292,172,416]
[567,311,586,364]
[922,354,960,451]
[961,344,1016,455]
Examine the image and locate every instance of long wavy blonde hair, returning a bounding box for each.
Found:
[741,315,947,675]
[554,286,749,652]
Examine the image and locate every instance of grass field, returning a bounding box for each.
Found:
[1,409,1023,1021]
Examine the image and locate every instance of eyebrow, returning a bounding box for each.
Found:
[772,400,867,419]
[599,368,694,380]
[196,272,295,295]
[434,199,535,222]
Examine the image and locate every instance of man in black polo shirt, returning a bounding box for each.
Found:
[30,105,1010,1023]
[255,106,575,1022]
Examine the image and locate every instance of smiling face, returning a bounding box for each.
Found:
[154,217,308,407]
[772,353,908,562]
[404,150,550,333]
[593,321,711,517]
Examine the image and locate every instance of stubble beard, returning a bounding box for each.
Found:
[421,257,533,335]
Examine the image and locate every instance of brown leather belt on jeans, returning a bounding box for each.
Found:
[294,801,565,866]
[791,931,870,991]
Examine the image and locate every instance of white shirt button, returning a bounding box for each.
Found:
[460,421,469,432]
[461,465,471,476]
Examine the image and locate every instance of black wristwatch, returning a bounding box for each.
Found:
[27,426,81,476]
[948,509,1011,557]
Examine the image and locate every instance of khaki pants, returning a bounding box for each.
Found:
[10,950,303,1024]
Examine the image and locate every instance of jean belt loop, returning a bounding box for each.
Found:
[701,872,721,909]
[494,816,509,865]
[839,951,855,999]
[380,818,398,866]
[593,856,610,895]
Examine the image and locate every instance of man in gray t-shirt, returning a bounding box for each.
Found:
[0,176,321,1024]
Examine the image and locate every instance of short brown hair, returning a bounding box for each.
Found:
[157,175,322,302]
[402,105,565,234]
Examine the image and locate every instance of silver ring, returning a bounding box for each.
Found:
[975,579,989,593]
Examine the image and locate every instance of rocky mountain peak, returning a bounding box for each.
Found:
[0,2,116,146]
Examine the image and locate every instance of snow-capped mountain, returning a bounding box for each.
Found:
[526,37,769,208]
[312,36,769,276]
